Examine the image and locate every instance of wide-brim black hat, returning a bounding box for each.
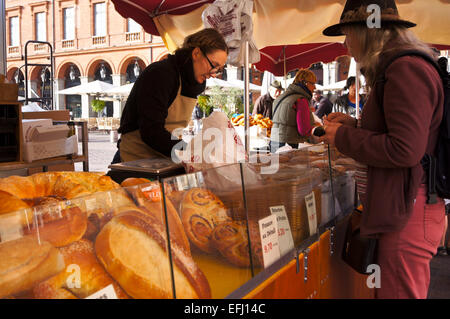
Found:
[323,0,416,37]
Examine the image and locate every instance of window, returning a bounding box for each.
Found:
[94,2,106,36]
[9,16,19,46]
[127,18,141,33]
[35,12,46,41]
[63,7,75,40]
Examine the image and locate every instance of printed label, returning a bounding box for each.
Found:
[85,284,118,299]
[305,192,318,236]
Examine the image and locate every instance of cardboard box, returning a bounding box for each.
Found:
[23,134,78,163]
[22,110,70,121]
[22,119,53,143]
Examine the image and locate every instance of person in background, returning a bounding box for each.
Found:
[313,89,333,119]
[321,0,444,298]
[192,103,204,133]
[333,76,365,116]
[111,28,228,163]
[270,69,318,153]
[253,80,283,119]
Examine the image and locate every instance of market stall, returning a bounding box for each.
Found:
[1,0,450,300]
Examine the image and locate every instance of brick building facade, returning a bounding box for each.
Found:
[5,0,169,119]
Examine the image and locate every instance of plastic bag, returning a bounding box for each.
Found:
[202,0,260,66]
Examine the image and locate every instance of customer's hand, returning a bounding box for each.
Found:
[325,112,356,127]
[317,120,342,146]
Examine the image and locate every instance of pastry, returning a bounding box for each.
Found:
[33,239,129,299]
[180,188,231,253]
[95,209,211,299]
[211,220,263,268]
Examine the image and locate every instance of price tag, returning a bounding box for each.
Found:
[269,205,294,255]
[258,214,280,268]
[176,175,189,191]
[305,192,318,235]
[85,284,118,299]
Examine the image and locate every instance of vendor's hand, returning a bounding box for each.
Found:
[317,120,343,146]
[324,112,356,127]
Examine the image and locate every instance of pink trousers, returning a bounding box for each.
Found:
[376,185,445,299]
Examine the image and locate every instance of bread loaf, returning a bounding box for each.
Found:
[0,236,65,298]
[120,178,190,255]
[33,239,129,299]
[95,209,211,299]
[23,206,88,248]
[180,188,231,253]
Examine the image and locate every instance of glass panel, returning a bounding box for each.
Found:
[328,144,357,218]
[94,3,106,36]
[9,16,19,46]
[243,147,323,274]
[127,18,141,33]
[35,12,46,41]
[63,7,75,40]
[161,164,253,299]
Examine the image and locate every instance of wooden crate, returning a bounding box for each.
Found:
[0,101,22,163]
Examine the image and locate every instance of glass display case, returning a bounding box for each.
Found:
[0,144,356,299]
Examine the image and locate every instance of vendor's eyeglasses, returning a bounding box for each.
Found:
[200,47,225,76]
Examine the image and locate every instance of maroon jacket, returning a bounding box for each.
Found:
[335,53,444,236]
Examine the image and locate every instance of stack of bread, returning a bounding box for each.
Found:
[124,180,264,269]
[0,172,212,299]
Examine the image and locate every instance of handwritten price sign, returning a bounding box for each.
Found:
[258,215,280,268]
[270,206,294,256]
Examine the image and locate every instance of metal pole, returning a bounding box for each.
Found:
[0,0,7,75]
[283,46,287,88]
[355,62,360,119]
[52,0,56,110]
[244,41,250,156]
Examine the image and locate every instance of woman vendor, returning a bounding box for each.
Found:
[112,28,228,163]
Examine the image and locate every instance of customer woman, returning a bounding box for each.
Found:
[320,0,445,298]
[112,28,228,163]
[270,69,318,153]
[333,76,365,116]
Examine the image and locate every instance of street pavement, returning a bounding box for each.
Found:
[76,130,450,299]
[75,131,118,173]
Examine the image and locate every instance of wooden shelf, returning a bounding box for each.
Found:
[0,154,88,172]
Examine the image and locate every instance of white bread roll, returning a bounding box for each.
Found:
[0,236,65,298]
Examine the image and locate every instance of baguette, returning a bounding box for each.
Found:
[95,210,211,299]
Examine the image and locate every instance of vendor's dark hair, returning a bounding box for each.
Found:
[178,28,228,55]
[345,76,356,90]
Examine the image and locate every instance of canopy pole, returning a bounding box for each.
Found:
[283,46,287,88]
[0,0,6,75]
[355,62,360,119]
[244,41,250,157]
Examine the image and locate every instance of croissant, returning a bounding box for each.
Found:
[33,239,129,299]
[211,221,263,268]
[180,188,231,253]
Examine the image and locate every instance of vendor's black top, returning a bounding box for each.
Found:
[118,49,206,157]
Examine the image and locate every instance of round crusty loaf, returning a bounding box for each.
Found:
[0,172,123,216]
[180,188,231,253]
[0,236,65,298]
[95,209,211,299]
[33,239,129,299]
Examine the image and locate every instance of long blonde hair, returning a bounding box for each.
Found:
[343,25,436,87]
